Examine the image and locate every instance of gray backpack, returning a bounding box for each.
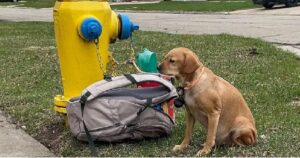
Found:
[66,73,177,147]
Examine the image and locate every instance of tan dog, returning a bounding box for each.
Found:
[158,47,257,156]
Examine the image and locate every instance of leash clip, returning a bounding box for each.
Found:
[174,87,185,108]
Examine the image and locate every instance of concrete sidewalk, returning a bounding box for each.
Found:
[0,111,54,157]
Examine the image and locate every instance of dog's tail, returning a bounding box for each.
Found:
[231,126,257,146]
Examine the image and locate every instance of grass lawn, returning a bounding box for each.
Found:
[0,0,260,12]
[0,0,55,8]
[111,0,259,12]
[0,22,299,157]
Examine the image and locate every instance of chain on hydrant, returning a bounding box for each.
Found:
[94,39,106,75]
[94,39,119,79]
[94,35,141,78]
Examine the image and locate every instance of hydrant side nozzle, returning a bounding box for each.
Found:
[79,17,102,41]
[118,14,139,40]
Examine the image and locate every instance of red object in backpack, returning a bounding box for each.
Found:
[137,80,176,122]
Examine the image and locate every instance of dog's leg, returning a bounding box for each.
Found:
[196,112,220,156]
[173,110,195,152]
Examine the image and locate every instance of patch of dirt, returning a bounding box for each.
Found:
[233,47,260,60]
[35,123,65,156]
[290,96,300,107]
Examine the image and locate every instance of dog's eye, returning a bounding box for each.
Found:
[169,59,175,63]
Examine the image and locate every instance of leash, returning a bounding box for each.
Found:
[173,67,205,108]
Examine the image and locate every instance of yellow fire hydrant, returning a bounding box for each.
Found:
[53,0,139,114]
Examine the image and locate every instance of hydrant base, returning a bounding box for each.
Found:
[54,95,68,114]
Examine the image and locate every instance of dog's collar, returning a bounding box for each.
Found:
[184,67,205,90]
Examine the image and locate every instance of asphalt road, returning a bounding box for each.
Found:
[0,6,299,55]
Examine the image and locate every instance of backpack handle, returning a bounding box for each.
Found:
[82,73,177,102]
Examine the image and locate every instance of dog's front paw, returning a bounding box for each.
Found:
[196,148,211,157]
[172,144,188,152]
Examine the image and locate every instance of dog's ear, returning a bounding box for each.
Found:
[182,52,201,74]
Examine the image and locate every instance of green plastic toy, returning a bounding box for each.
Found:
[135,48,158,73]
